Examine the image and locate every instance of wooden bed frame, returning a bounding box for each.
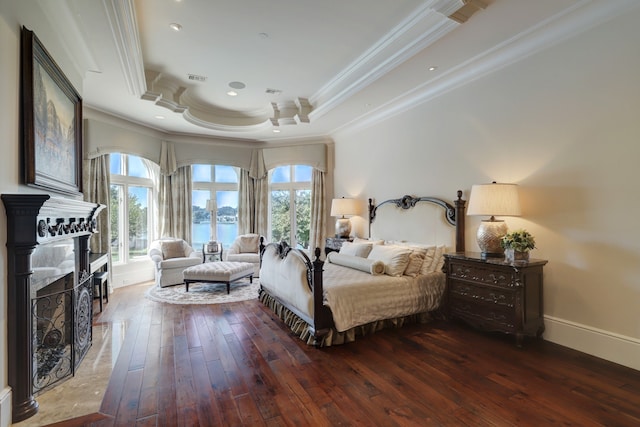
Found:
[259,190,466,346]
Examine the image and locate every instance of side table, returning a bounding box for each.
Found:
[202,243,223,263]
[443,252,547,346]
[325,237,352,256]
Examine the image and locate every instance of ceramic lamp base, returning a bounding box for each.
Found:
[335,218,351,238]
[476,219,507,257]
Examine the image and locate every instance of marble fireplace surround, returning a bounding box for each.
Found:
[2,194,104,424]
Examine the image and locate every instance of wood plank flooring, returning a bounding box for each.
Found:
[47,283,640,426]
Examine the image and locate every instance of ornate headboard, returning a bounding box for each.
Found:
[367,190,466,252]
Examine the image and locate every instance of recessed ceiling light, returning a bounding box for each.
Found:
[227,90,238,97]
[428,66,438,71]
[155,115,165,119]
[273,129,281,133]
[229,81,246,90]
[169,23,182,32]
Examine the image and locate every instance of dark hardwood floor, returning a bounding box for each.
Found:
[47,283,640,426]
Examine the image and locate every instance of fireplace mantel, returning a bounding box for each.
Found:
[2,194,104,423]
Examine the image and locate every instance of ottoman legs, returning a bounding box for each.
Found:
[185,274,253,294]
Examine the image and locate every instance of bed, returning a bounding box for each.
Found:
[259,191,466,347]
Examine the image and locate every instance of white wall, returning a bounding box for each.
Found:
[0,2,85,424]
[334,6,640,370]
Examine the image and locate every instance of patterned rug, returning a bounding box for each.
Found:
[144,278,259,305]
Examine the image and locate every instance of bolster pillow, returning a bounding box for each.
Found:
[327,252,385,275]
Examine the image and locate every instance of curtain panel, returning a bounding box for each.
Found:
[83,155,111,253]
[158,142,193,241]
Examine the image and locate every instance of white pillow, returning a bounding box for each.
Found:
[327,252,384,275]
[367,244,412,277]
[339,242,373,258]
[433,245,447,272]
[423,245,446,273]
[401,246,429,277]
[238,235,260,253]
[420,246,437,276]
[353,237,384,245]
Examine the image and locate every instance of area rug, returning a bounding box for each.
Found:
[144,278,259,305]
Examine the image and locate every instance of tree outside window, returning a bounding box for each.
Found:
[109,153,155,264]
[269,165,312,249]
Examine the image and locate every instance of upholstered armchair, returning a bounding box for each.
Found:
[223,234,264,277]
[148,238,202,287]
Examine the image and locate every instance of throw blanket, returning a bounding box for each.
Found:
[321,262,445,332]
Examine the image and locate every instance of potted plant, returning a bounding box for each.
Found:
[501,229,536,262]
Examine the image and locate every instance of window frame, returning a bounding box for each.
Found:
[109,153,155,265]
[268,165,312,249]
[191,164,240,250]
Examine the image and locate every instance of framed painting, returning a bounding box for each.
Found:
[21,27,83,196]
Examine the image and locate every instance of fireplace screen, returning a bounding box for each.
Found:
[31,239,92,394]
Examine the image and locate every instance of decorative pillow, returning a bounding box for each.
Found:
[238,235,260,253]
[419,246,437,276]
[353,237,384,245]
[402,246,429,277]
[432,245,447,272]
[339,242,373,258]
[161,240,185,260]
[327,252,384,275]
[367,244,412,277]
[424,245,446,273]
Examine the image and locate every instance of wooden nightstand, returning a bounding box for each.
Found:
[324,237,352,255]
[443,252,547,346]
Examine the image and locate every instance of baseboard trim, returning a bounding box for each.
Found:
[0,387,11,427]
[544,315,640,371]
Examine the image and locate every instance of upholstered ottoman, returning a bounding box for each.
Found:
[183,261,254,294]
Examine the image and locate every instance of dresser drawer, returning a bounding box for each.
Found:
[448,280,515,309]
[448,261,517,289]
[449,296,516,332]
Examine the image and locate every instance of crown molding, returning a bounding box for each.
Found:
[309,0,462,120]
[334,0,640,138]
[102,0,146,97]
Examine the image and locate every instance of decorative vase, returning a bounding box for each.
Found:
[505,248,529,263]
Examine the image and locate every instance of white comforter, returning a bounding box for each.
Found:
[322,262,445,332]
[259,244,446,333]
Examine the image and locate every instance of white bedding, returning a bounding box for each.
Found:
[260,243,446,334]
[321,262,445,332]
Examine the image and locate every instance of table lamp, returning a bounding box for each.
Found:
[466,182,521,257]
[330,197,358,238]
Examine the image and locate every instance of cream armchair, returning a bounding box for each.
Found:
[223,234,264,277]
[148,238,202,287]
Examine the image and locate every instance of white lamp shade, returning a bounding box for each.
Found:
[330,198,358,217]
[205,199,216,212]
[466,183,521,217]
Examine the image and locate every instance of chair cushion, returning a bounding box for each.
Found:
[227,253,260,263]
[161,240,185,259]
[238,235,260,253]
[158,257,201,269]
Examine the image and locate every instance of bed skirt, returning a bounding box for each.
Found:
[258,289,435,347]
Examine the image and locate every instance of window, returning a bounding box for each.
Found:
[192,165,239,250]
[109,153,155,264]
[269,165,312,249]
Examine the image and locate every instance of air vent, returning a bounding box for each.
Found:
[265,88,282,95]
[188,74,207,82]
